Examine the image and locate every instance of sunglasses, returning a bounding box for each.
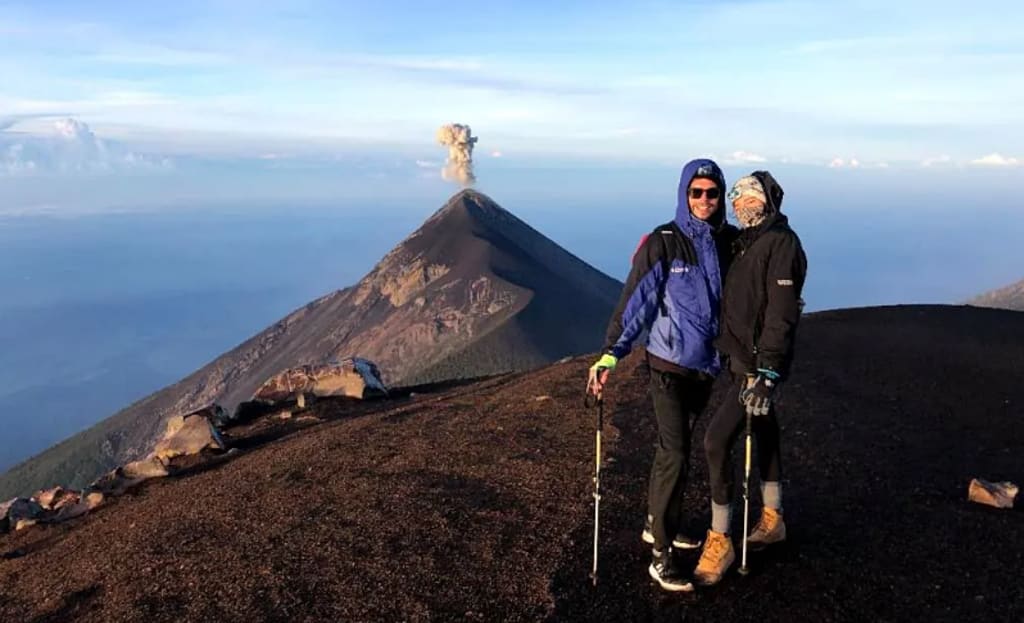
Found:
[689,187,721,200]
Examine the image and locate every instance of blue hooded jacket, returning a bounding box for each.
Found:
[602,158,727,376]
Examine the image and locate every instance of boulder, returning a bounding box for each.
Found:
[153,409,227,462]
[253,357,387,404]
[32,486,80,511]
[90,456,170,496]
[50,491,105,523]
[0,498,45,532]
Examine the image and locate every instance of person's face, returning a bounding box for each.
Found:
[688,178,720,221]
[732,195,765,217]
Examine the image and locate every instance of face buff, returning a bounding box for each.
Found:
[729,175,769,228]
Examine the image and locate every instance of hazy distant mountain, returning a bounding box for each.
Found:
[0,189,622,497]
[969,278,1024,311]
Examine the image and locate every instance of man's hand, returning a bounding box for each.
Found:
[587,354,617,396]
[739,370,779,416]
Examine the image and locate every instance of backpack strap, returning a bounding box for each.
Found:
[654,225,674,317]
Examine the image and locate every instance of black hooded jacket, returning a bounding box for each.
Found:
[714,171,807,379]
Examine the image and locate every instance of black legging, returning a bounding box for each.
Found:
[703,373,782,505]
[647,368,713,549]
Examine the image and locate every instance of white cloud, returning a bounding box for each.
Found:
[970,153,1021,167]
[920,154,953,167]
[490,151,503,158]
[0,117,172,175]
[415,159,439,168]
[727,150,768,164]
[828,157,861,169]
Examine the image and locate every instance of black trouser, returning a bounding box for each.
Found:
[704,373,783,506]
[647,368,713,550]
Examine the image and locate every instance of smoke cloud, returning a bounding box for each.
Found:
[436,123,478,186]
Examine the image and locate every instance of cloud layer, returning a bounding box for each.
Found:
[1,117,171,175]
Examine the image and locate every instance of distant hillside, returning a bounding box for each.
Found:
[969,277,1024,311]
[0,189,622,498]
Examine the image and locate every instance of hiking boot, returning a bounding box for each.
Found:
[642,517,703,550]
[693,530,735,586]
[747,507,786,551]
[648,548,694,592]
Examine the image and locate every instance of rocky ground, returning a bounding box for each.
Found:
[2,305,1022,622]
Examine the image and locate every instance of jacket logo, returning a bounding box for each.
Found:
[671,266,689,274]
[777,279,794,286]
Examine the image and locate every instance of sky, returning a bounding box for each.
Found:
[1,0,1023,188]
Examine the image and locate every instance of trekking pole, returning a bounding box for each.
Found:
[584,372,606,586]
[738,409,753,576]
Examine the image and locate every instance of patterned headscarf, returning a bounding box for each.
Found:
[728,175,772,228]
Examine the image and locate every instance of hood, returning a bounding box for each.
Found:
[675,158,727,231]
[749,170,785,215]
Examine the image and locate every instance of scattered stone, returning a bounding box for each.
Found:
[91,457,170,496]
[51,491,105,522]
[968,478,1018,508]
[1,498,44,532]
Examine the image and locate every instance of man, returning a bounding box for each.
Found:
[693,171,807,586]
[587,159,737,592]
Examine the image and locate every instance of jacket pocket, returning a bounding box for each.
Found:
[667,262,710,323]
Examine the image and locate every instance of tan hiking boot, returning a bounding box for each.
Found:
[747,507,786,550]
[693,530,735,586]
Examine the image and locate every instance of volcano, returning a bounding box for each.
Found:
[0,189,621,498]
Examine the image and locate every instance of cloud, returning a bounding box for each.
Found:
[287,53,602,96]
[727,150,768,164]
[970,153,1021,167]
[0,112,75,132]
[490,151,503,158]
[920,154,953,167]
[87,46,231,68]
[414,159,439,168]
[1,117,172,175]
[827,157,863,169]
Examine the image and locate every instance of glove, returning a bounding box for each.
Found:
[587,354,617,395]
[739,369,780,416]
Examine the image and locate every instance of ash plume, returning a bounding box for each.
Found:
[436,123,478,186]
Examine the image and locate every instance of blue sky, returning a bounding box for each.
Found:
[1,0,1022,175]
